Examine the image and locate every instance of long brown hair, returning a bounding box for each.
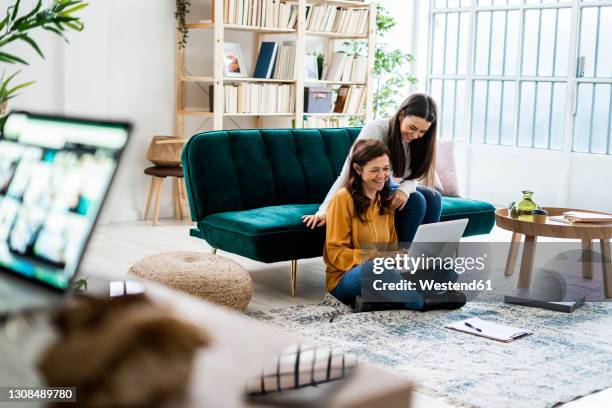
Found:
[346,140,392,222]
[387,93,438,188]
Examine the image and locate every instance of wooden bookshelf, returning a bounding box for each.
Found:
[175,0,376,136]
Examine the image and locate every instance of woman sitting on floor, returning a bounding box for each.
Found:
[324,139,466,312]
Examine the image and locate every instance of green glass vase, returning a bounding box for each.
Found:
[511,191,539,220]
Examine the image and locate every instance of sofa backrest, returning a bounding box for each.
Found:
[182,128,361,221]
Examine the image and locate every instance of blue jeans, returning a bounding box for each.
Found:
[391,182,442,244]
[330,260,459,310]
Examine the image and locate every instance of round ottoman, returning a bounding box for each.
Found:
[128,251,253,311]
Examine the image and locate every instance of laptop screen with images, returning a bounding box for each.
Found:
[0,113,129,290]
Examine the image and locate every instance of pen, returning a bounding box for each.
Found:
[464,321,482,332]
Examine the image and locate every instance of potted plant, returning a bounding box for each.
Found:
[0,0,88,128]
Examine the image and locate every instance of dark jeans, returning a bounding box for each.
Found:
[330,259,459,310]
[392,184,442,244]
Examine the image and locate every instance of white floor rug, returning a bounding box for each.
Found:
[249,293,612,408]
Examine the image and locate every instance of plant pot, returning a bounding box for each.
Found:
[145,136,186,167]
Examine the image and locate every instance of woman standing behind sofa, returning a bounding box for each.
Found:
[325,139,466,311]
[303,93,441,244]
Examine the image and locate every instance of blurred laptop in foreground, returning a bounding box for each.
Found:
[0,112,130,316]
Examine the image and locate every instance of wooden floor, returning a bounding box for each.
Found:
[82,218,611,407]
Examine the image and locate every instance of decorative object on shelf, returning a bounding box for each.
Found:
[316,52,325,80]
[0,0,87,113]
[144,166,186,226]
[128,252,254,312]
[38,293,210,408]
[305,54,320,80]
[145,136,185,167]
[175,0,191,48]
[223,42,248,77]
[304,87,332,113]
[510,190,540,220]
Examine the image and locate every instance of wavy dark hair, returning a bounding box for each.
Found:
[387,93,438,187]
[346,139,393,222]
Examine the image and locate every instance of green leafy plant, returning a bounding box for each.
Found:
[341,3,417,124]
[73,276,88,292]
[0,71,34,104]
[175,0,191,49]
[0,0,88,106]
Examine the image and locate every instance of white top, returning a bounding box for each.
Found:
[316,119,418,217]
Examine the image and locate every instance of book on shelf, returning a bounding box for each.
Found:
[333,85,365,114]
[253,42,279,79]
[333,85,350,113]
[217,83,295,114]
[322,52,367,82]
[305,4,368,35]
[304,116,350,129]
[272,41,296,80]
[225,0,297,29]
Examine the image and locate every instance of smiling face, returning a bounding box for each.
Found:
[399,113,432,143]
[353,154,391,196]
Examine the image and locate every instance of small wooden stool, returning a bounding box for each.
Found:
[144,166,186,226]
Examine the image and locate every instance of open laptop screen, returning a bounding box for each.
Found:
[0,113,129,290]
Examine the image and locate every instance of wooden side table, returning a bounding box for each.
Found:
[495,208,612,298]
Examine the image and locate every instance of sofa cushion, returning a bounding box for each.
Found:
[440,197,496,237]
[196,204,326,263]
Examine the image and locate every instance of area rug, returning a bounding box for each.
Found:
[248,294,612,408]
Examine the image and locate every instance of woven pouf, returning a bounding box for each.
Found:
[128,251,253,311]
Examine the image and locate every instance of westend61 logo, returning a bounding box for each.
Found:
[372,253,487,275]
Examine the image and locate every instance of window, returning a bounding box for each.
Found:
[428,0,612,155]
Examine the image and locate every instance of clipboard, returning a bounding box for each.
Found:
[445,317,533,343]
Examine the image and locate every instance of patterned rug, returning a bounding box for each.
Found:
[248,293,612,408]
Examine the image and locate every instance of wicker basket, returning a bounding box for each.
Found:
[145,136,185,167]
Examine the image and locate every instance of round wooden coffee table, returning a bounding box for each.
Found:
[495,207,612,298]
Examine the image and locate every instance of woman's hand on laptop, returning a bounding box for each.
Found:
[302,214,326,229]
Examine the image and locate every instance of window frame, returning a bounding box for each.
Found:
[426,0,612,155]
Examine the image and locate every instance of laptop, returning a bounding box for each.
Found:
[0,112,130,316]
[407,218,469,259]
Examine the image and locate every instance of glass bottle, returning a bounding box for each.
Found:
[511,191,539,220]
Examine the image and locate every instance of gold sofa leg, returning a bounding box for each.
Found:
[211,248,217,255]
[290,260,297,297]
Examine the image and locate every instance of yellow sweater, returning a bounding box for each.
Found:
[323,188,397,292]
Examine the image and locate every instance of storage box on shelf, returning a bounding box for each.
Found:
[175,0,375,136]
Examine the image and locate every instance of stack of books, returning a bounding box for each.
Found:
[223,83,295,114]
[224,0,298,29]
[304,116,350,128]
[549,211,612,224]
[333,85,366,114]
[305,5,369,35]
[253,42,296,80]
[322,52,367,82]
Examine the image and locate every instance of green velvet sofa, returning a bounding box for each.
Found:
[182,127,496,295]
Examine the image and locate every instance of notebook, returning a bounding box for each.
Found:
[445,317,533,343]
[562,211,612,223]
